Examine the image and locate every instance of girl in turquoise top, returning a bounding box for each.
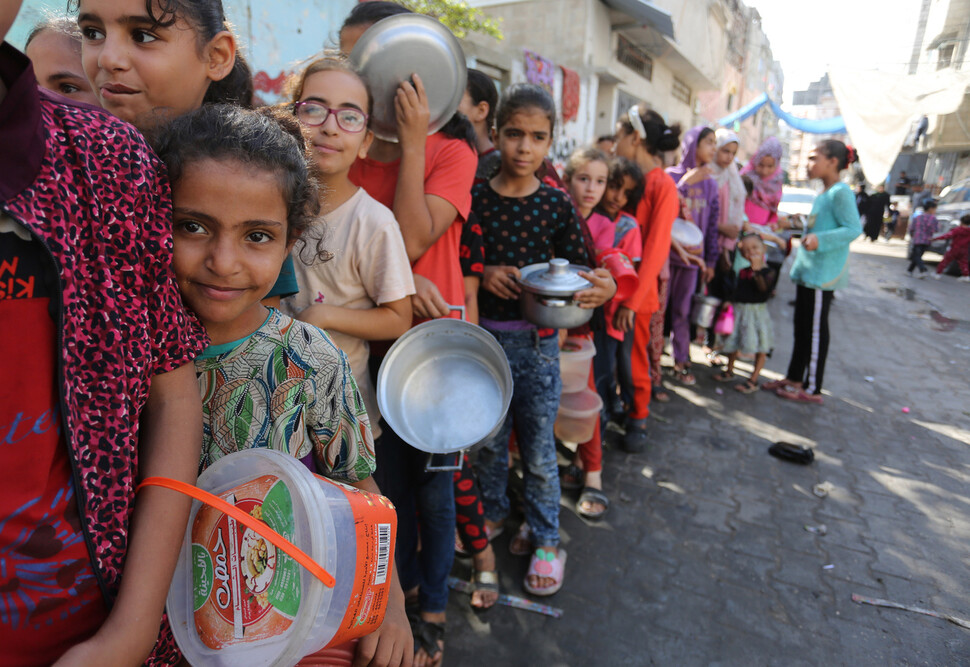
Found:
[766,140,861,404]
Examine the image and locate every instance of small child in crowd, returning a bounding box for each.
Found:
[714,233,776,393]
[562,147,641,520]
[2,10,206,662]
[907,200,938,277]
[24,14,97,104]
[765,140,861,404]
[932,214,970,281]
[284,56,415,439]
[154,104,410,665]
[595,157,645,409]
[665,126,721,386]
[473,83,615,596]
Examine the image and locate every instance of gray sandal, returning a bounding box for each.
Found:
[471,569,499,609]
[577,487,610,520]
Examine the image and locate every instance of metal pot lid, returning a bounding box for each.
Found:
[348,14,467,143]
[518,258,593,296]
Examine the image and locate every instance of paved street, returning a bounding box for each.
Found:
[445,238,970,665]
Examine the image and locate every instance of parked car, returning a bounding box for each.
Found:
[778,187,817,236]
[928,178,970,256]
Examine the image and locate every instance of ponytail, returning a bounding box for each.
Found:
[619,103,680,156]
[439,112,477,151]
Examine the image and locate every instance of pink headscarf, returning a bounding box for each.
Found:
[740,136,784,218]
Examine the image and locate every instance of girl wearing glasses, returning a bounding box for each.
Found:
[285,57,415,443]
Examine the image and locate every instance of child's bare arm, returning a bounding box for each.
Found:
[53,362,202,666]
[300,297,412,341]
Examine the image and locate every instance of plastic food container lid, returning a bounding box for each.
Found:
[557,388,603,418]
[559,336,595,360]
[519,258,592,296]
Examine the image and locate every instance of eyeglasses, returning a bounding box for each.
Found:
[293,101,368,133]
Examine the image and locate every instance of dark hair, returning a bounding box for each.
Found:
[618,103,680,156]
[597,134,615,144]
[494,83,556,135]
[607,156,644,212]
[151,104,321,253]
[466,68,498,131]
[741,174,754,197]
[924,199,938,209]
[697,127,715,146]
[70,0,253,107]
[440,112,478,151]
[341,1,412,30]
[26,14,80,48]
[287,54,373,118]
[960,214,970,225]
[816,139,856,171]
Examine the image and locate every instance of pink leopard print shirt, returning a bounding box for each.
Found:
[1,45,207,664]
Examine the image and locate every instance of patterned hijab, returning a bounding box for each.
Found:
[740,136,784,212]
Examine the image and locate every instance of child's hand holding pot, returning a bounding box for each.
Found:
[574,268,617,309]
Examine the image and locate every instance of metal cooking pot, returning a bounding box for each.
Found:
[690,293,721,329]
[518,259,594,329]
[377,309,512,468]
[348,14,466,143]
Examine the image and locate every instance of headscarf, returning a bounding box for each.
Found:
[665,125,708,183]
[740,136,784,214]
[710,128,746,233]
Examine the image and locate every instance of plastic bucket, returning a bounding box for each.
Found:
[164,449,397,667]
[597,248,639,302]
[554,388,603,443]
[559,336,595,394]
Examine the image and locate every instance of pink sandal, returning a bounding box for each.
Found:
[776,386,823,404]
[523,547,567,597]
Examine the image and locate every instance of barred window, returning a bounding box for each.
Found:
[672,77,691,105]
[617,35,653,81]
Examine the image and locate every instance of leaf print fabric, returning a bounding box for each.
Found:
[196,309,376,483]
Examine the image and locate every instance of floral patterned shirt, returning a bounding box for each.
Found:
[195,309,376,483]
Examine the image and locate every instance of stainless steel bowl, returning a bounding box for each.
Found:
[377,319,512,455]
[349,14,467,143]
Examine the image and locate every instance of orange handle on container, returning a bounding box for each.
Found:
[138,476,336,588]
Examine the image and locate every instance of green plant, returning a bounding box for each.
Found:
[401,0,504,39]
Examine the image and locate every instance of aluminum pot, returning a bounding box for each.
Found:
[377,316,512,458]
[690,293,721,328]
[518,258,594,329]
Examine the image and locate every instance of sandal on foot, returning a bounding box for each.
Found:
[559,463,584,491]
[712,370,735,382]
[776,386,824,404]
[576,487,610,521]
[523,548,567,597]
[409,617,445,665]
[761,378,793,392]
[652,385,670,403]
[470,569,500,609]
[734,379,760,394]
[509,521,532,556]
[675,367,697,386]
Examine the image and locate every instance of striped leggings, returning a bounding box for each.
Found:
[785,284,834,395]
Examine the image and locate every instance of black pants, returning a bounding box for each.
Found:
[908,243,929,273]
[786,284,834,395]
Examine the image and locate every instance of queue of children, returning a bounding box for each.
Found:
[2,0,869,663]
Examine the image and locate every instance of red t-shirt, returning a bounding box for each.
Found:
[0,220,107,665]
[349,133,477,321]
[623,167,679,314]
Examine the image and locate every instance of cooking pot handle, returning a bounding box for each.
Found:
[447,304,467,321]
[424,450,463,472]
[538,297,569,308]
